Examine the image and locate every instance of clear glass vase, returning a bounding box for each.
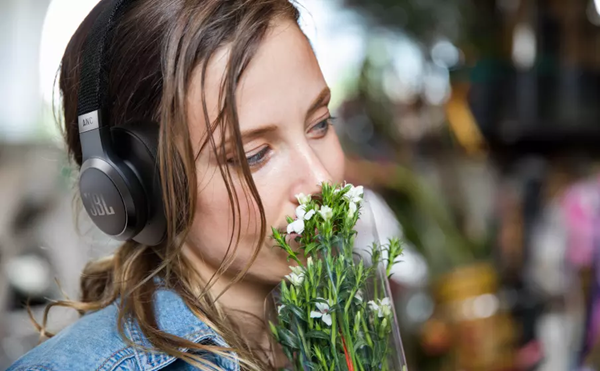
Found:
[353,194,408,371]
[265,192,408,371]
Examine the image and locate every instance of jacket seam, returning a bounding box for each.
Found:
[145,333,217,371]
[125,316,145,370]
[95,347,135,371]
[107,353,138,371]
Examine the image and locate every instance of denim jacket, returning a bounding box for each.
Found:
[7,289,240,371]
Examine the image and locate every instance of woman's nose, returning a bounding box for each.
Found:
[289,145,333,202]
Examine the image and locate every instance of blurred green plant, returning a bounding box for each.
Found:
[342,0,504,59]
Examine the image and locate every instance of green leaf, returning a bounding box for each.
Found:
[305,330,331,342]
[304,242,318,256]
[278,328,301,349]
[269,321,279,338]
[288,304,305,321]
[271,227,281,240]
[353,338,368,352]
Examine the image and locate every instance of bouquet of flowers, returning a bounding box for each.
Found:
[269,183,407,371]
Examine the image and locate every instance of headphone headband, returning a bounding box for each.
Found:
[77,0,131,121]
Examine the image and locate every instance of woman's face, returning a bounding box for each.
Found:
[185,19,345,286]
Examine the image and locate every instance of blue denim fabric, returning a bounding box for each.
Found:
[7,289,240,371]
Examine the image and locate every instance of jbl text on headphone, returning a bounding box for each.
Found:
[76,0,166,246]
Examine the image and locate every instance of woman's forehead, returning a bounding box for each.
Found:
[186,18,326,148]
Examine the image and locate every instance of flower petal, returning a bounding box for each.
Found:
[322,314,332,326]
[290,219,305,234]
[295,193,311,205]
[295,205,306,219]
[319,206,333,221]
[292,273,305,286]
[354,186,364,196]
[354,290,363,302]
[315,302,329,312]
[348,202,357,218]
[310,311,322,318]
[304,209,315,220]
[290,265,304,275]
[368,300,379,311]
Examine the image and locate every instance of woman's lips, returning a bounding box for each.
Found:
[285,232,300,245]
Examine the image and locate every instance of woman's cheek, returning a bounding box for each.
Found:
[321,133,346,184]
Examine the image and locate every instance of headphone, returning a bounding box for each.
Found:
[77,0,166,246]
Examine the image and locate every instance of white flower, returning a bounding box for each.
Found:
[295,193,311,205]
[289,265,304,276]
[348,201,357,218]
[286,265,305,287]
[287,219,305,234]
[285,270,304,287]
[277,304,285,315]
[307,256,314,268]
[354,289,363,302]
[343,184,364,204]
[380,297,392,317]
[310,299,332,326]
[368,300,378,312]
[368,297,392,318]
[295,205,315,221]
[319,205,333,221]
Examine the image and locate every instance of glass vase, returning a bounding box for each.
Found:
[266,194,408,371]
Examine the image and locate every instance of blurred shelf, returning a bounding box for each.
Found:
[482,124,600,164]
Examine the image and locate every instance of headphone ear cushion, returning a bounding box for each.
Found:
[111,121,166,246]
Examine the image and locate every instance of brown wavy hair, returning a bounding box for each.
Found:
[32,0,301,370]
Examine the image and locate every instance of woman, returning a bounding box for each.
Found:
[9,0,345,370]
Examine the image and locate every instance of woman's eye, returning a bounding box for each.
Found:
[245,146,270,167]
[310,116,334,136]
[227,146,270,168]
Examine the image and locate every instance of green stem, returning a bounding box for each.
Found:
[373,268,380,302]
[330,310,337,366]
[357,357,366,371]
[360,314,373,349]
[322,246,340,367]
[305,283,314,329]
[341,319,357,370]
[381,340,390,371]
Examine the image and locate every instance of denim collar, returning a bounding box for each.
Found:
[124,288,240,371]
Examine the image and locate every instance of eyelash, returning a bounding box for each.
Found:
[246,146,270,167]
[233,116,335,168]
[312,116,335,133]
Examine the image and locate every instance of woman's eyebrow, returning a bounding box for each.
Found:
[238,124,279,142]
[305,87,331,119]
[230,87,331,144]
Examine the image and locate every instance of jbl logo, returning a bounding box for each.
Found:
[83,193,115,216]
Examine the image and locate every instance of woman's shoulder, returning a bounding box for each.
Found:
[7,303,139,371]
[7,289,240,371]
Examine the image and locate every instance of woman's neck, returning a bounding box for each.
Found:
[182,247,277,349]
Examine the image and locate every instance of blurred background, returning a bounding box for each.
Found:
[2,0,600,370]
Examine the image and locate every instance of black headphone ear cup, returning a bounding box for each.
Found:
[111,121,166,246]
